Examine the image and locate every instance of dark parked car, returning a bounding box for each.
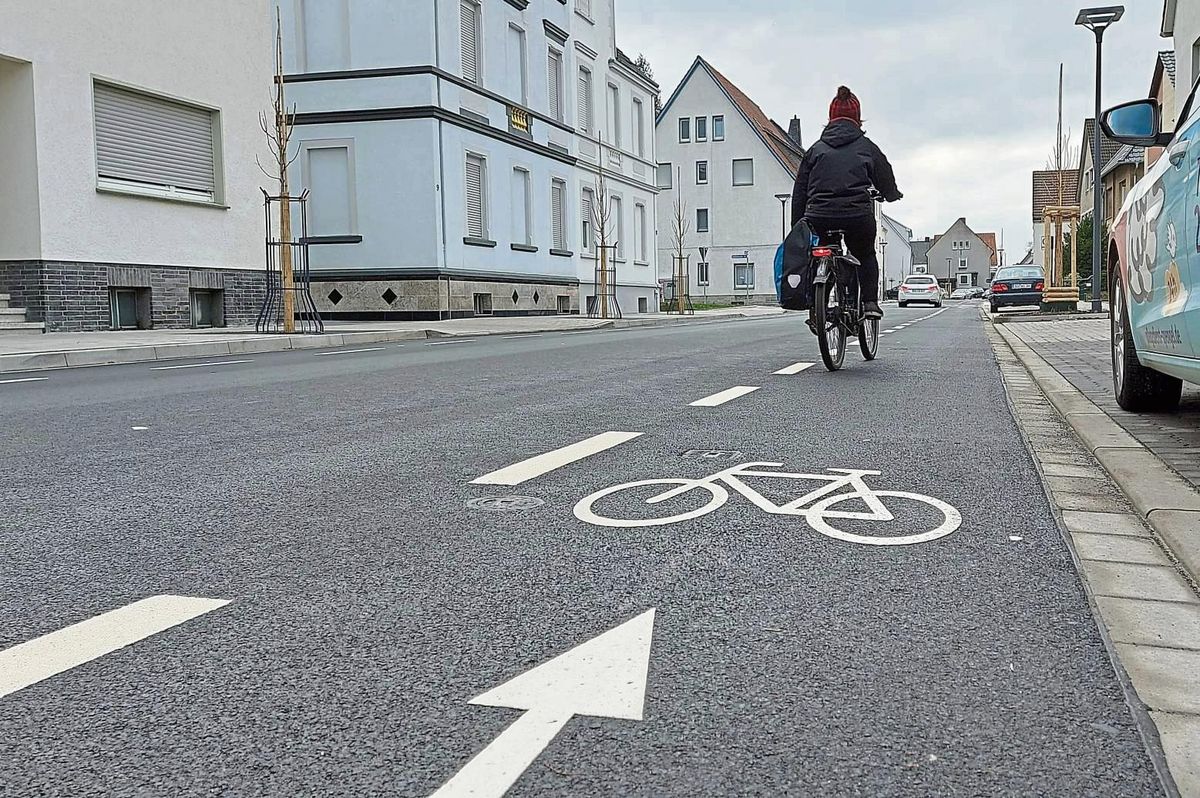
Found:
[989,266,1045,313]
[884,285,901,300]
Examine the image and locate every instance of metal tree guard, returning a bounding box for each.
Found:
[588,243,622,319]
[258,190,323,334]
[664,253,694,315]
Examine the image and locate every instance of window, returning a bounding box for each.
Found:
[1193,36,1200,86]
[696,116,708,142]
[732,158,754,186]
[638,297,649,314]
[635,203,647,262]
[735,262,755,289]
[656,163,673,189]
[511,167,532,246]
[633,98,645,157]
[679,117,690,143]
[612,195,624,258]
[548,49,564,121]
[608,83,621,146]
[299,0,350,72]
[958,258,968,270]
[460,1,481,85]
[110,288,145,329]
[190,289,224,328]
[713,115,725,141]
[303,142,356,236]
[581,187,595,253]
[557,295,571,314]
[696,161,708,184]
[93,82,219,202]
[551,179,567,250]
[507,24,527,104]
[578,66,594,133]
[696,208,710,233]
[697,261,710,286]
[958,273,970,287]
[473,292,493,315]
[465,153,488,239]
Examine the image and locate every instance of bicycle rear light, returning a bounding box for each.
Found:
[812,247,833,258]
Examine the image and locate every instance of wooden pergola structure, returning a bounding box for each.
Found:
[1041,204,1080,310]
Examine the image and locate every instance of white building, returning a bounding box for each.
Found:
[0,1,272,332]
[279,0,660,320]
[879,214,913,296]
[1163,0,1200,105]
[654,57,804,305]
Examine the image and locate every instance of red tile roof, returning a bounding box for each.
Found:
[698,58,805,174]
[978,232,998,267]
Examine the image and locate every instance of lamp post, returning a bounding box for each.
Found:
[775,193,790,240]
[1076,5,1124,313]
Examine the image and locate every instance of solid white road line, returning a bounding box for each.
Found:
[472,431,644,486]
[0,377,48,385]
[314,347,387,356]
[150,360,253,371]
[428,340,477,346]
[502,334,544,340]
[774,362,815,375]
[690,386,760,407]
[0,595,230,700]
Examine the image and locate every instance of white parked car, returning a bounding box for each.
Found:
[898,275,943,308]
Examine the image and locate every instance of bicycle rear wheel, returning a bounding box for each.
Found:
[858,317,879,361]
[814,276,846,371]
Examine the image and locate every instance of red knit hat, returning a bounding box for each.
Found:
[829,86,861,126]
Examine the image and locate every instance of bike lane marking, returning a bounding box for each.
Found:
[471,431,644,486]
[774,362,815,375]
[0,595,230,700]
[689,386,760,407]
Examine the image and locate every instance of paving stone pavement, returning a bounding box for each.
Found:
[1006,318,1200,490]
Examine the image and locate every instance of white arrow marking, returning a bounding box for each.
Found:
[431,608,656,798]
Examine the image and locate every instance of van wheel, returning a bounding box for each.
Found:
[1112,270,1181,412]
[898,301,907,308]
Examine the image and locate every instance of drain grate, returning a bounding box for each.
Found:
[681,449,745,461]
[467,496,545,512]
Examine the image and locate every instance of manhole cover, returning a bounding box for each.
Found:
[467,496,545,511]
[681,449,745,461]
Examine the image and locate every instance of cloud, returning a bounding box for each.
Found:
[618,0,1166,253]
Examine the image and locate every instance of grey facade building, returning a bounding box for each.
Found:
[925,218,997,290]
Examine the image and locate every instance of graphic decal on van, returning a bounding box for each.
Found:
[1164,221,1189,316]
[1127,178,1165,304]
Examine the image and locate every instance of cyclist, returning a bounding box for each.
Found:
[791,86,902,320]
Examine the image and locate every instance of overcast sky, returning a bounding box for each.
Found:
[617,0,1168,259]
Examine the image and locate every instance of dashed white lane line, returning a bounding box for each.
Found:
[315,347,387,356]
[0,377,48,385]
[774,362,816,375]
[847,338,859,345]
[150,360,254,371]
[472,431,644,486]
[0,595,230,700]
[690,386,761,407]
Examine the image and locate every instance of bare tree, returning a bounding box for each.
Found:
[257,7,300,333]
[668,168,691,313]
[587,132,618,318]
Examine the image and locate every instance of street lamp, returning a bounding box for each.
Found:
[1077,5,1124,313]
[774,193,790,240]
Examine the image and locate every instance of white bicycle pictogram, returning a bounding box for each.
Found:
[574,462,962,546]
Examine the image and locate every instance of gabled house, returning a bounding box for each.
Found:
[1162,0,1200,110]
[910,237,933,274]
[1148,50,1178,168]
[1031,169,1081,268]
[925,218,998,290]
[654,56,804,304]
[1101,145,1145,229]
[1078,118,1123,222]
[880,214,913,295]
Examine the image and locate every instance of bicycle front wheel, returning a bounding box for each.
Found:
[858,317,879,361]
[814,277,846,371]
[805,490,962,546]
[573,479,729,528]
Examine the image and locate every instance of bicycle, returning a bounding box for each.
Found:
[573,462,961,547]
[809,230,879,372]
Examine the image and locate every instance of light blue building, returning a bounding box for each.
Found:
[278,0,660,319]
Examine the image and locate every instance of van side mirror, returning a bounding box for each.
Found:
[1100,99,1171,147]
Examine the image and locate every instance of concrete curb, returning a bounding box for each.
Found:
[995,322,1200,589]
[0,310,784,374]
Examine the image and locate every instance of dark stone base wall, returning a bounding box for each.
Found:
[0,260,266,332]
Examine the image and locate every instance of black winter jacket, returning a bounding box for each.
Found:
[791,120,901,226]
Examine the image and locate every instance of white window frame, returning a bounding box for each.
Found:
[713,115,725,141]
[581,186,596,254]
[548,48,564,122]
[299,138,359,236]
[634,202,647,263]
[697,261,710,286]
[633,97,645,157]
[696,207,710,233]
[460,0,482,86]
[464,151,489,240]
[958,273,971,287]
[696,160,708,185]
[656,163,673,189]
[679,117,690,143]
[732,158,754,186]
[608,82,621,147]
[695,116,708,142]
[578,65,594,134]
[611,194,625,260]
[508,23,528,105]
[511,165,532,246]
[551,178,568,250]
[959,257,968,270]
[734,262,755,290]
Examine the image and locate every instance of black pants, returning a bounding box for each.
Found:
[808,215,879,304]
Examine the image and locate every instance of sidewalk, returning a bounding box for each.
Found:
[0,306,784,374]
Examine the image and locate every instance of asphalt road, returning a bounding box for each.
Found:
[0,301,1167,796]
